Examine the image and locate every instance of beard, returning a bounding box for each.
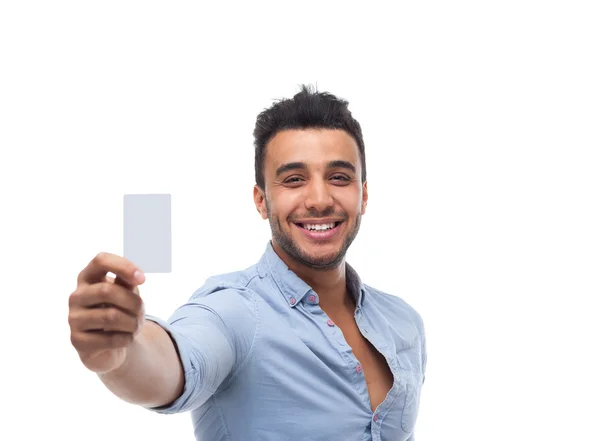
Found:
[265,199,361,271]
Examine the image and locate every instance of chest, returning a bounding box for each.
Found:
[336,317,395,412]
[212,296,423,441]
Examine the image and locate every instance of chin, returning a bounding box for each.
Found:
[306,255,346,270]
[295,245,346,269]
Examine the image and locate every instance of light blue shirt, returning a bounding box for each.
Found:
[145,242,426,441]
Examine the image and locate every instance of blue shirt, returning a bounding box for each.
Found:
[145,242,426,441]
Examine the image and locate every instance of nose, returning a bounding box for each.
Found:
[304,179,334,212]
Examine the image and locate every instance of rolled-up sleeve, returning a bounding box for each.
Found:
[143,285,257,414]
[421,317,427,384]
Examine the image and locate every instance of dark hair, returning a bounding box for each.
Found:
[253,84,366,190]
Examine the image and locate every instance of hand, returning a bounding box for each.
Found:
[68,252,146,373]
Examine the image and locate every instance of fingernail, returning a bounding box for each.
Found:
[134,270,145,283]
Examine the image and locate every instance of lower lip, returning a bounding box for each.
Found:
[294,222,342,241]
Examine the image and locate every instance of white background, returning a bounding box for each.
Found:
[1,1,599,440]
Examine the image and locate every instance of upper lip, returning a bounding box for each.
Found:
[293,219,344,224]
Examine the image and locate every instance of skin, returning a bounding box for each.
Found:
[253,128,368,315]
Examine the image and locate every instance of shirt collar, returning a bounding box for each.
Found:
[258,241,366,310]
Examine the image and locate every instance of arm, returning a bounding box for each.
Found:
[97,320,185,408]
[104,287,256,414]
[69,254,254,412]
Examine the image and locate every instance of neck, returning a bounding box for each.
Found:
[271,241,355,315]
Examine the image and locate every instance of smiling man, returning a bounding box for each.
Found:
[68,85,427,441]
[259,129,364,271]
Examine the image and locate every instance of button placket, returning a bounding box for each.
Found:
[371,411,384,441]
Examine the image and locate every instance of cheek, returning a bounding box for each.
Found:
[338,191,363,213]
[271,192,302,216]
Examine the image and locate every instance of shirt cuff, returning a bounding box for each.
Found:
[142,314,197,414]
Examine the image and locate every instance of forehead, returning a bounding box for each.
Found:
[265,129,360,170]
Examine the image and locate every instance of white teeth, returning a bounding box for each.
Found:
[303,222,335,231]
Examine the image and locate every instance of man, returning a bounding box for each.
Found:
[68,85,427,441]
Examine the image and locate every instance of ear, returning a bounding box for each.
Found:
[253,185,268,220]
[361,181,368,215]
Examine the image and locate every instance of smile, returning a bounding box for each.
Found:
[293,221,343,240]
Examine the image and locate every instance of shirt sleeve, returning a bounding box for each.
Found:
[421,318,427,384]
[143,284,257,414]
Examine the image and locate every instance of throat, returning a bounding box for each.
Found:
[317,288,356,318]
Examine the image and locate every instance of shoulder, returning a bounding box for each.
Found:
[191,263,261,299]
[364,284,425,332]
[183,264,262,322]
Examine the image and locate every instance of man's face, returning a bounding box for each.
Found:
[254,128,368,270]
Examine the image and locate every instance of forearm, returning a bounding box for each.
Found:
[98,320,184,408]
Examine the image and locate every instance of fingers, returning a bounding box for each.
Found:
[105,274,140,295]
[69,306,141,334]
[71,330,134,353]
[77,252,145,287]
[70,253,147,372]
[70,281,144,317]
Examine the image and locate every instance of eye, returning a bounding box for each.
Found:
[284,176,304,185]
[331,174,350,182]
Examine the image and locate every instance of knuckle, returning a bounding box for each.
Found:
[68,291,79,308]
[103,308,119,326]
[92,252,109,268]
[70,332,81,348]
[67,312,77,328]
[98,283,112,300]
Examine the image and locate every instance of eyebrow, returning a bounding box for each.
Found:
[275,160,356,177]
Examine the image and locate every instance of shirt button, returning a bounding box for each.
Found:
[308,294,317,303]
[356,364,363,373]
[373,414,379,422]
[326,319,335,327]
[289,297,296,305]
